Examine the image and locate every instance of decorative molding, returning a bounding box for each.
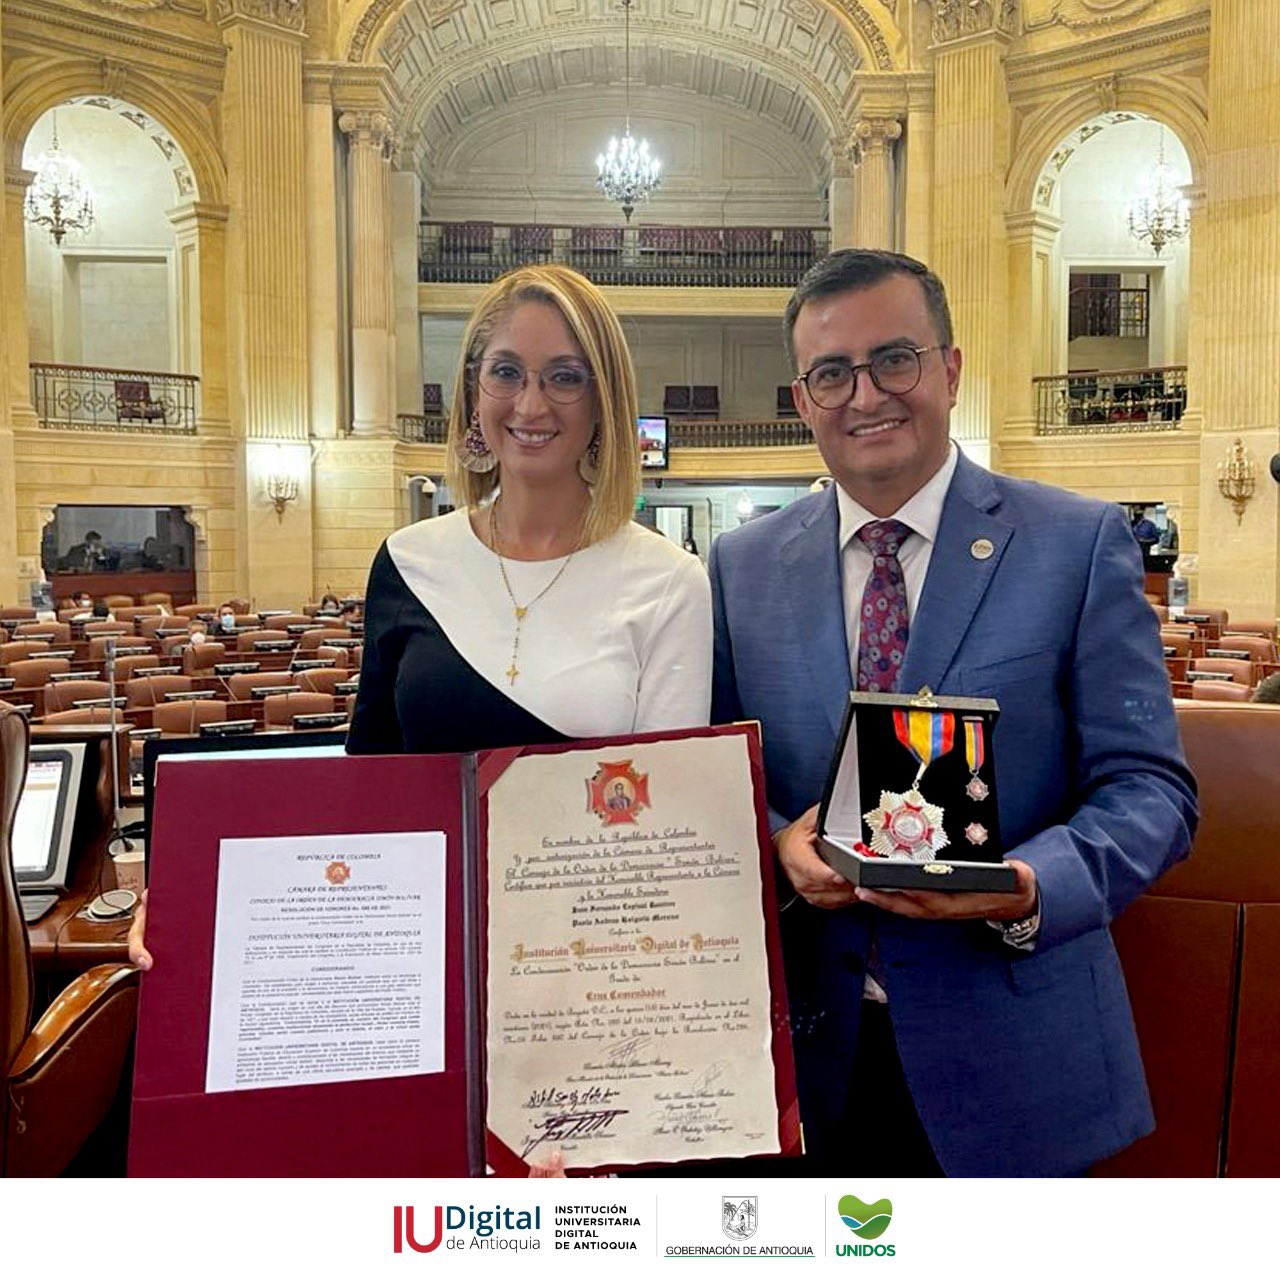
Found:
[1093,71,1120,112]
[1024,0,1159,33]
[215,0,306,33]
[1031,108,1143,209]
[70,94,198,199]
[931,0,1018,44]
[849,114,902,164]
[99,58,129,98]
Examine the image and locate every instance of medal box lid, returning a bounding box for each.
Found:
[818,688,1005,872]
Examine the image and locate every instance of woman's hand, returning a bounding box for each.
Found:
[127,888,153,970]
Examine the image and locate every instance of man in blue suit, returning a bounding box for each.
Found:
[710,250,1197,1176]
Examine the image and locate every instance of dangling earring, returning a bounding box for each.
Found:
[461,412,497,474]
[578,427,602,486]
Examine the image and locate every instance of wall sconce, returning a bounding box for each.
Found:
[736,491,755,520]
[1216,437,1256,526]
[264,446,301,521]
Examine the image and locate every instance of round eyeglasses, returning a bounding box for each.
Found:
[473,357,594,405]
[795,345,946,409]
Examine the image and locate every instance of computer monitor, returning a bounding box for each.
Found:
[638,415,669,469]
[12,742,87,894]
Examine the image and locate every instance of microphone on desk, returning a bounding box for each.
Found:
[105,636,134,853]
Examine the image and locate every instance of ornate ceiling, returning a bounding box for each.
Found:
[344,0,904,160]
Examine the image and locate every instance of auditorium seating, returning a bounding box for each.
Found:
[297,627,352,651]
[227,671,298,701]
[9,658,70,688]
[41,707,116,725]
[1098,702,1280,1176]
[152,699,228,735]
[1215,634,1277,663]
[102,594,134,610]
[13,622,71,643]
[1160,631,1193,658]
[263,691,335,727]
[1190,680,1251,701]
[1191,657,1255,688]
[43,680,112,715]
[1,640,50,665]
[1225,618,1277,641]
[298,669,355,697]
[182,642,227,675]
[124,675,194,709]
[236,628,290,653]
[0,703,141,1176]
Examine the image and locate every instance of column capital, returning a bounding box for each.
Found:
[1004,208,1062,244]
[339,110,398,159]
[1184,183,1207,215]
[5,167,36,197]
[166,200,232,235]
[930,0,1018,46]
[216,0,306,35]
[849,115,903,165]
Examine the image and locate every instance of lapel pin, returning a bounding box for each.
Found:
[970,538,994,561]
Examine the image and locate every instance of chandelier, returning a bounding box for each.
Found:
[1127,130,1188,257]
[24,113,95,247]
[596,0,661,222]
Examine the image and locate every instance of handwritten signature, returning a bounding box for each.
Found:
[521,1108,628,1159]
[605,1033,652,1066]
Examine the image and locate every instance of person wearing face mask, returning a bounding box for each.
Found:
[216,604,238,633]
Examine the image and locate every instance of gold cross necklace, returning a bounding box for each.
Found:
[490,499,582,684]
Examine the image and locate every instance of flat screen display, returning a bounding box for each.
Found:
[638,415,669,470]
[13,743,87,889]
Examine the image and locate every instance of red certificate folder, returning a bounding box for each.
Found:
[129,725,799,1177]
[129,753,478,1178]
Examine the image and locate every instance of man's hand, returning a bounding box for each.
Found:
[854,858,1038,922]
[773,804,859,909]
[127,888,153,970]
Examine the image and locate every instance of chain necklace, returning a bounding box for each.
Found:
[490,499,582,684]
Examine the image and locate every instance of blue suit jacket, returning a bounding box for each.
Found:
[710,452,1197,1175]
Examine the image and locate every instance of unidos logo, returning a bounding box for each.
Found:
[838,1195,892,1241]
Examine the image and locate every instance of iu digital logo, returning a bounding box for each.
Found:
[836,1195,895,1258]
[393,1205,443,1253]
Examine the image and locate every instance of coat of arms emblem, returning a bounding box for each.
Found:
[586,759,650,826]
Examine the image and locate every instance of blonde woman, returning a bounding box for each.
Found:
[346,264,710,755]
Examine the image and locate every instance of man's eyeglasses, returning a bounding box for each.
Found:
[794,345,946,409]
[473,357,594,405]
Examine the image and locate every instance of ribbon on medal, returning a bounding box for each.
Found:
[893,708,956,790]
[963,717,989,802]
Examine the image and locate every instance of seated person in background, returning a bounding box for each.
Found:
[1130,507,1160,553]
[318,592,341,614]
[70,591,95,620]
[1252,672,1280,704]
[60,529,108,572]
[215,603,239,634]
[92,600,115,621]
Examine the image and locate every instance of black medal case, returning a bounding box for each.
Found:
[816,688,1018,893]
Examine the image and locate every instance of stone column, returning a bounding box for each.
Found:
[929,1,1016,469]
[339,110,395,437]
[1195,0,1280,616]
[851,116,902,251]
[392,166,423,417]
[1002,210,1061,441]
[4,168,38,431]
[900,76,934,262]
[827,145,856,250]
[304,95,344,441]
[167,202,231,434]
[0,146,15,603]
[218,0,312,605]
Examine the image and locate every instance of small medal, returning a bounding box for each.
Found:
[964,822,989,846]
[963,717,989,801]
[863,788,950,861]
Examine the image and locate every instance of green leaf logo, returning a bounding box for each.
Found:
[838,1194,893,1240]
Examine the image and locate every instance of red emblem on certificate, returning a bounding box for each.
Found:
[325,860,351,885]
[586,759,651,826]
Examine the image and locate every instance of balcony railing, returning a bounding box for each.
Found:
[1034,366,1187,435]
[418,222,830,287]
[669,419,814,448]
[397,413,448,443]
[395,414,813,450]
[31,362,198,434]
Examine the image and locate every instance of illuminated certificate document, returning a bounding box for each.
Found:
[485,732,785,1169]
[205,831,446,1093]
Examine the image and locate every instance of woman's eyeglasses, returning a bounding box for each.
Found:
[473,358,594,405]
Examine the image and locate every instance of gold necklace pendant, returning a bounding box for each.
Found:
[491,500,580,685]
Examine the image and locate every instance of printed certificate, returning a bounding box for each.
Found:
[484,731,792,1170]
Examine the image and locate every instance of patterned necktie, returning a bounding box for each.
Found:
[855,519,912,692]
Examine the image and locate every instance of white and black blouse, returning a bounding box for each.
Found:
[347,510,712,755]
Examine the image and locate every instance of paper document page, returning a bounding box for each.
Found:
[206,831,446,1093]
[486,733,780,1168]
